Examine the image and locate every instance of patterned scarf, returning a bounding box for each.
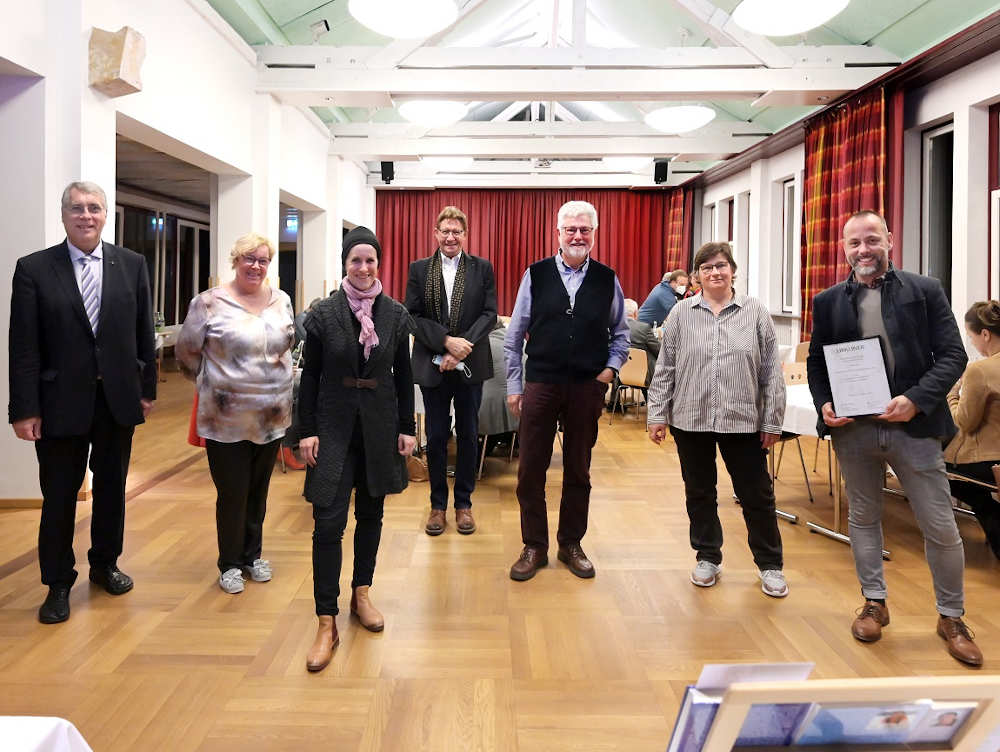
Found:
[342,277,382,360]
[424,250,466,335]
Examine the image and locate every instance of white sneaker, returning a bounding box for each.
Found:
[242,559,272,582]
[219,568,245,594]
[759,569,789,598]
[691,561,721,587]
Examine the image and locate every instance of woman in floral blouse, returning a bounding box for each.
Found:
[176,232,294,595]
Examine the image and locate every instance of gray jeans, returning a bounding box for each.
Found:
[831,420,965,617]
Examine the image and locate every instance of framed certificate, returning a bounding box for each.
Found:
[822,337,892,417]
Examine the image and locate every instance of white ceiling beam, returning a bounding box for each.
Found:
[552,102,581,122]
[671,0,794,68]
[329,135,762,159]
[330,120,767,137]
[255,44,900,70]
[259,66,894,107]
[362,0,492,69]
[388,159,704,175]
[370,173,691,188]
[572,0,587,48]
[492,100,530,122]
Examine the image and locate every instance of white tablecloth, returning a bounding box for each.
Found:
[783,383,820,437]
[0,717,92,752]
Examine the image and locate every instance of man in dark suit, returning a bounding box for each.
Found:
[807,209,980,667]
[9,181,157,624]
[405,206,497,536]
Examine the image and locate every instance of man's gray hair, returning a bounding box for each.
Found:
[624,298,638,317]
[61,181,108,212]
[557,200,598,229]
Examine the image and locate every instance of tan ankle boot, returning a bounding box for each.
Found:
[350,586,384,632]
[306,615,338,672]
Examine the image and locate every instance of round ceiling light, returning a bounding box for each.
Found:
[730,0,849,37]
[348,0,458,39]
[421,156,474,171]
[602,156,653,172]
[398,100,468,128]
[644,105,716,134]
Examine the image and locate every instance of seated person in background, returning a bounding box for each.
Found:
[668,269,690,301]
[637,271,679,325]
[478,320,521,457]
[295,297,322,347]
[944,300,1000,558]
[624,298,659,386]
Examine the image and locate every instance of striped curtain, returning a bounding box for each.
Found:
[800,88,886,338]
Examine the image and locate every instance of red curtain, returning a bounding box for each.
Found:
[800,88,886,338]
[375,188,690,313]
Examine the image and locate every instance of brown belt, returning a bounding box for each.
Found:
[342,376,378,389]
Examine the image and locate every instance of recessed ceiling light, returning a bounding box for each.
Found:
[603,156,653,172]
[348,0,458,39]
[730,0,849,37]
[398,100,468,128]
[644,105,716,134]
[421,156,474,171]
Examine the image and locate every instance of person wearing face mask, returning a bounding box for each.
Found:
[807,210,980,667]
[637,270,681,325]
[297,226,416,672]
[405,206,497,536]
[176,233,295,596]
[503,200,629,581]
[647,242,788,600]
[943,301,1000,558]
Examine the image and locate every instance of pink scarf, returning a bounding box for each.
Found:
[342,277,382,360]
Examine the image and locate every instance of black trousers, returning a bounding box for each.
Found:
[312,431,385,616]
[947,460,1000,556]
[35,382,134,587]
[205,438,281,573]
[669,427,783,570]
[421,374,483,510]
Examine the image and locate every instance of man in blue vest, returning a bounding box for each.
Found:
[503,200,629,581]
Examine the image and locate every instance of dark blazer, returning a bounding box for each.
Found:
[626,317,660,385]
[405,252,497,387]
[299,291,413,503]
[806,267,967,439]
[9,241,157,436]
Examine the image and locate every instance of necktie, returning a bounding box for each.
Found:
[79,255,100,333]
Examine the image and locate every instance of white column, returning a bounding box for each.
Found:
[210,173,254,285]
[952,103,990,319]
[253,94,282,287]
[747,159,769,301]
[300,210,329,300]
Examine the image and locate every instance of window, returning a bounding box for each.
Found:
[780,179,797,313]
[921,122,954,300]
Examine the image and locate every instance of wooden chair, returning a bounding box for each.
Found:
[608,348,649,425]
[794,340,810,362]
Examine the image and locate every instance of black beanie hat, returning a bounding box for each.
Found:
[342,226,382,272]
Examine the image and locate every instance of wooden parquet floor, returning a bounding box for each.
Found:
[1,373,998,751]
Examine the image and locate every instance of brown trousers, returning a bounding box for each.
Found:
[516,379,607,550]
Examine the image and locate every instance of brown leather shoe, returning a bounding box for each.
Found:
[557,543,595,579]
[509,547,548,581]
[350,585,384,632]
[937,616,983,667]
[306,615,338,672]
[425,508,446,536]
[455,508,476,535]
[851,600,890,642]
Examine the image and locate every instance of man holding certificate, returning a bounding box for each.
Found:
[806,210,981,667]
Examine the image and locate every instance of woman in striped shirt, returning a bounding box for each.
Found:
[646,242,788,598]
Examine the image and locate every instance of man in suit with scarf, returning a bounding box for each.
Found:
[405,206,497,536]
[9,181,157,623]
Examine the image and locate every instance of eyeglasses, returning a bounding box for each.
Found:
[560,226,593,236]
[241,255,271,268]
[698,261,730,275]
[436,228,465,237]
[67,203,105,217]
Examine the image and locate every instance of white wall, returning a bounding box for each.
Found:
[0,0,344,499]
[905,46,1000,321]
[699,144,805,342]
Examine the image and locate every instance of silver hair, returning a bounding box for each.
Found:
[557,200,598,229]
[61,181,108,212]
[624,298,638,316]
